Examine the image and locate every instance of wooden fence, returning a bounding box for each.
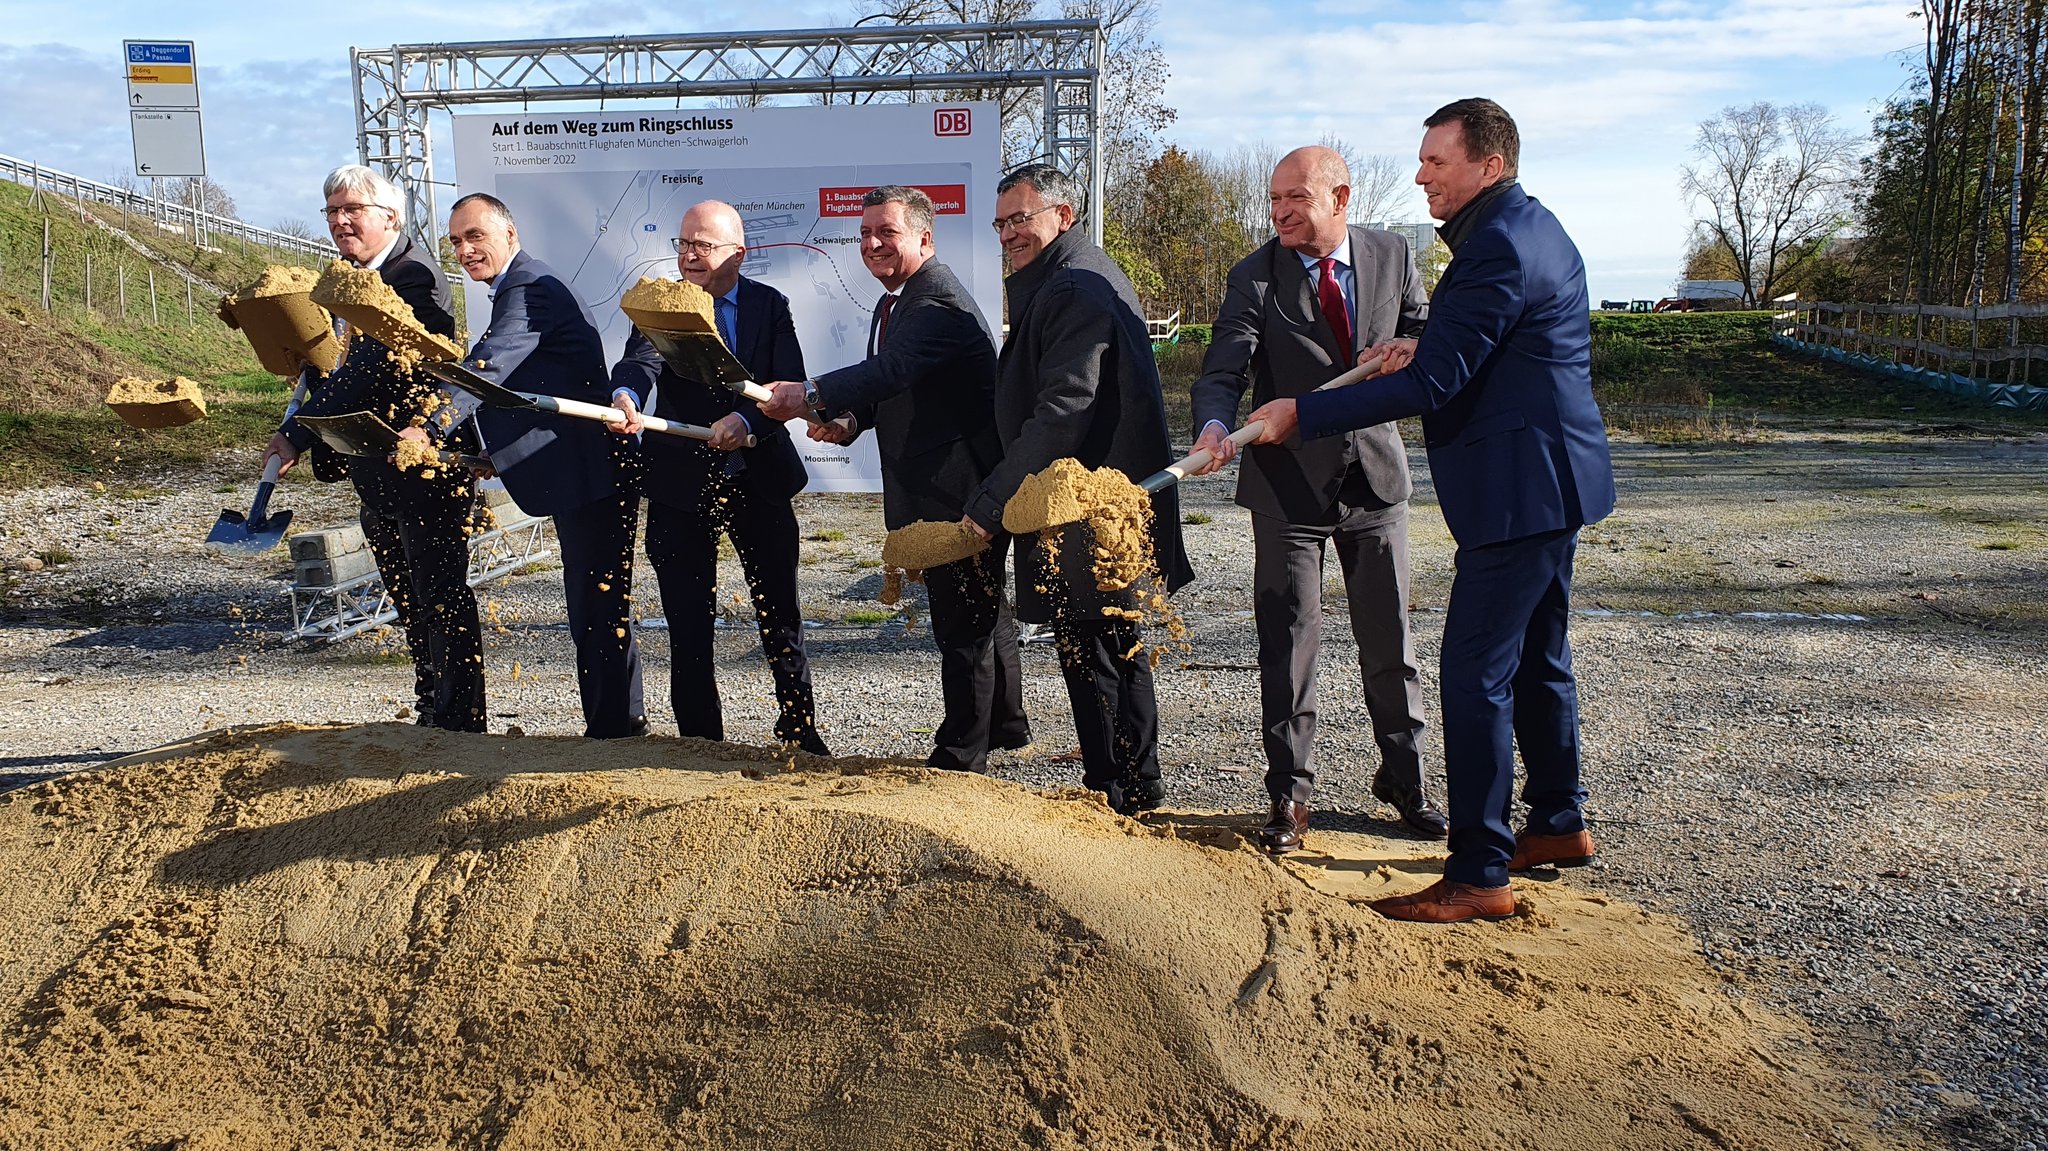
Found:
[1774,300,2048,387]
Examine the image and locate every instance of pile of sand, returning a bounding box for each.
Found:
[621,276,717,335]
[310,260,462,370]
[218,265,344,377]
[104,376,206,429]
[0,724,1913,1150]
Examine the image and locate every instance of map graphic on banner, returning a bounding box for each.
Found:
[450,104,1003,492]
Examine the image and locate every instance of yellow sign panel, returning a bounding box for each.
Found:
[129,65,195,84]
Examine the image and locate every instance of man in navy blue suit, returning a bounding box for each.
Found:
[420,192,646,739]
[608,200,828,755]
[1247,98,1615,923]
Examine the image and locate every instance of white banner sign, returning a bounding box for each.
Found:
[450,102,1004,493]
[129,109,205,177]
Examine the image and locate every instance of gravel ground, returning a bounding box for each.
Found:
[2,420,2044,1150]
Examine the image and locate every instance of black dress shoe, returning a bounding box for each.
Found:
[586,719,650,740]
[1371,771,1450,838]
[991,726,1035,751]
[1111,776,1164,816]
[1259,799,1311,855]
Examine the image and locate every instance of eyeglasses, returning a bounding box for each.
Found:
[670,238,741,256]
[321,202,390,221]
[990,204,1060,234]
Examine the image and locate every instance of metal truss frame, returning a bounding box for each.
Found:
[287,514,554,643]
[352,20,1104,246]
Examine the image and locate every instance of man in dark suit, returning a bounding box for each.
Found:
[421,192,645,739]
[758,185,1030,772]
[610,199,827,755]
[270,164,485,733]
[1248,99,1616,922]
[1189,145,1442,854]
[960,164,1195,816]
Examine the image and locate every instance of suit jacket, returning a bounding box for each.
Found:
[1191,228,1426,522]
[812,260,1003,530]
[461,249,621,517]
[610,275,808,509]
[1297,184,1615,548]
[283,232,458,469]
[965,228,1193,609]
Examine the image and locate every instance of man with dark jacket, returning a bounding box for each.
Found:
[961,164,1194,815]
[610,199,827,754]
[272,164,484,733]
[759,185,1030,772]
[1188,145,1443,854]
[1248,99,1616,923]
[427,192,645,739]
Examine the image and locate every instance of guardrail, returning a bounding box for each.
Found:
[0,153,336,259]
[1773,299,2048,411]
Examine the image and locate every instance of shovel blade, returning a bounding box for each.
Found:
[206,508,294,553]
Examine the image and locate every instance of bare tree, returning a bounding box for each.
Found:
[1680,102,1859,305]
[174,176,239,220]
[1316,133,1409,227]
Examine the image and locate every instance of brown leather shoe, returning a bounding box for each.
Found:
[1259,800,1310,855]
[1508,828,1597,871]
[1369,878,1517,923]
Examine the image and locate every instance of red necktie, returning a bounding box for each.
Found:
[1316,256,1352,364]
[873,294,896,355]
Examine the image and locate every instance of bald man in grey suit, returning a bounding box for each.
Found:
[1190,145,1444,854]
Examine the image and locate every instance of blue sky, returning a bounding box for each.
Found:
[0,0,1919,302]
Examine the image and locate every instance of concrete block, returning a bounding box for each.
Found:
[289,524,367,562]
[294,547,381,589]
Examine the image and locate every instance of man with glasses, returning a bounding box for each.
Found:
[958,164,1193,815]
[610,199,828,754]
[757,185,1030,772]
[1183,145,1442,855]
[271,164,486,732]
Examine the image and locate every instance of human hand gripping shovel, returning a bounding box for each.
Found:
[206,454,294,554]
[418,360,755,448]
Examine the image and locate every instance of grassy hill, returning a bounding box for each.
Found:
[0,178,331,483]
[1152,311,2047,441]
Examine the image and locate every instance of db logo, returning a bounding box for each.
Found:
[934,108,971,137]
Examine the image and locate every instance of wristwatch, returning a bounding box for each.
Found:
[802,378,824,412]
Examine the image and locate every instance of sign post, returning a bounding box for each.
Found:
[123,39,206,243]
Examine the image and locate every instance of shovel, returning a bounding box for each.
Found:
[623,316,822,425]
[419,360,755,447]
[1003,355,1387,536]
[293,412,490,470]
[205,455,294,554]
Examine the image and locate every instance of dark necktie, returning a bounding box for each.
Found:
[1316,256,1352,364]
[873,294,895,355]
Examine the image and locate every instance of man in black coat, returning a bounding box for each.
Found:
[759,185,1030,772]
[271,164,485,732]
[1187,145,1443,853]
[610,199,827,755]
[960,164,1194,815]
[427,192,645,739]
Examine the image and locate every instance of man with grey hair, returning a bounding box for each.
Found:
[271,163,486,731]
[1186,144,1441,855]
[957,163,1192,814]
[759,184,1030,771]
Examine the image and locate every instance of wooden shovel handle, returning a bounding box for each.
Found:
[1148,354,1386,490]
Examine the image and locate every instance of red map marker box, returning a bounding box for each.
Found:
[819,185,968,217]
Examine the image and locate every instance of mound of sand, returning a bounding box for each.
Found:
[218,265,344,377]
[0,725,1910,1150]
[310,260,462,369]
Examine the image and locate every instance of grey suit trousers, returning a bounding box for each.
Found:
[1253,493,1427,805]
